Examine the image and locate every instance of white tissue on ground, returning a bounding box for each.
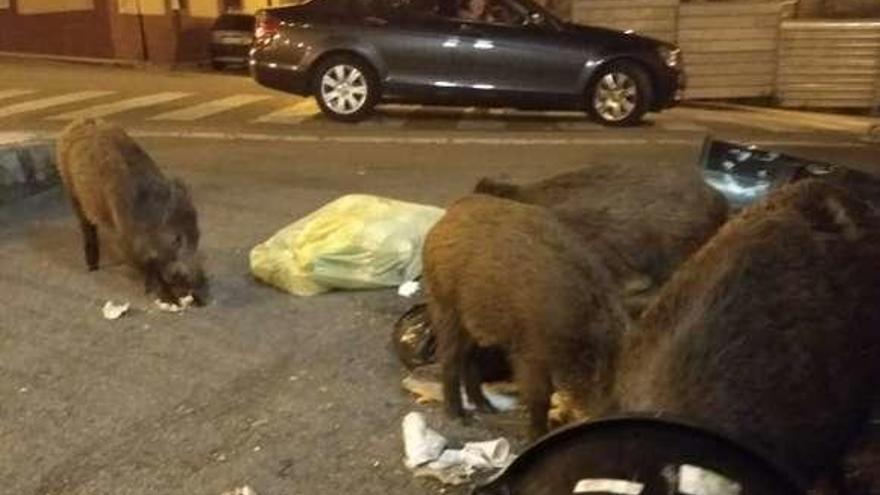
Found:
[102,300,130,320]
[402,411,514,485]
[401,373,519,412]
[403,411,448,469]
[398,280,421,298]
[220,486,258,495]
[155,294,195,313]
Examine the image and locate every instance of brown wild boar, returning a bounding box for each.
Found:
[475,162,729,313]
[423,194,630,439]
[611,179,880,485]
[56,118,207,304]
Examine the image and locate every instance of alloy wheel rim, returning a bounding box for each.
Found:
[593,72,637,122]
[320,64,368,115]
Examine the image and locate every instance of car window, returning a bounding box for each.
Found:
[449,0,528,26]
[355,0,441,19]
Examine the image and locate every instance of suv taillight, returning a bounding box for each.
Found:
[254,12,280,41]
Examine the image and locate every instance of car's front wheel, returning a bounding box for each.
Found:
[587,62,653,127]
[312,56,379,123]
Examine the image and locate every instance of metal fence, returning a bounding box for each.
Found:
[572,0,679,43]
[777,20,880,109]
[678,1,783,99]
[568,0,880,110]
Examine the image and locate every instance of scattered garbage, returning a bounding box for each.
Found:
[402,411,515,485]
[155,294,195,313]
[101,300,130,320]
[220,486,258,495]
[249,194,445,296]
[403,411,448,468]
[392,304,513,379]
[393,303,436,370]
[401,365,518,412]
[398,280,421,298]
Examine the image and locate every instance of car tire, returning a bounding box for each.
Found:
[312,55,379,123]
[586,61,653,127]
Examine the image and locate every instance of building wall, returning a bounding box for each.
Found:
[0,0,116,58]
[0,0,219,64]
[241,0,268,14]
[822,0,880,18]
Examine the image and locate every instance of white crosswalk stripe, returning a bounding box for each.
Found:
[148,94,271,121]
[47,92,192,120]
[0,87,870,136]
[0,89,38,102]
[253,98,320,124]
[0,91,115,119]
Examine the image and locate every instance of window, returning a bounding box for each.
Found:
[451,0,528,25]
[353,0,441,19]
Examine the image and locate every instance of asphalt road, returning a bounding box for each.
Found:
[2,59,880,495]
[1,58,878,143]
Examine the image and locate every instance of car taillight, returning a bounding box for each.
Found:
[254,13,280,41]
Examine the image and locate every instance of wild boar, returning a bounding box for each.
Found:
[423,194,630,439]
[611,179,880,485]
[475,162,729,313]
[56,118,207,304]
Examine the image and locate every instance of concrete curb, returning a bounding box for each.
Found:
[0,136,59,205]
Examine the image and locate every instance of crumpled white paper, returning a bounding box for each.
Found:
[402,411,514,485]
[155,294,195,313]
[220,486,258,495]
[102,301,130,320]
[403,411,448,468]
[401,372,519,412]
[398,280,421,298]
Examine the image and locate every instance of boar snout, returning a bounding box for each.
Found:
[162,258,208,305]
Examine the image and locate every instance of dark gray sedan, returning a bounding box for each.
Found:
[249,0,685,126]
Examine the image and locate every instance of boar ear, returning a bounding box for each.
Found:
[474,177,518,198]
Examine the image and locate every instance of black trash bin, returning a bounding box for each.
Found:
[475,415,807,495]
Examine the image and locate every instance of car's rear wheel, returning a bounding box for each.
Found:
[312,55,379,123]
[587,61,653,127]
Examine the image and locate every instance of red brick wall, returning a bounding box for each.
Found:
[175,15,213,64]
[0,0,214,64]
[0,0,115,58]
[107,10,147,60]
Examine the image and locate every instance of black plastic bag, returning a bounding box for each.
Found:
[392,303,437,370]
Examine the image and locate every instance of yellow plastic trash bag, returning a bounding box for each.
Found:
[250,194,445,296]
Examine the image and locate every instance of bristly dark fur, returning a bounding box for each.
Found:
[475,162,729,315]
[423,194,630,439]
[56,118,207,303]
[611,179,880,484]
